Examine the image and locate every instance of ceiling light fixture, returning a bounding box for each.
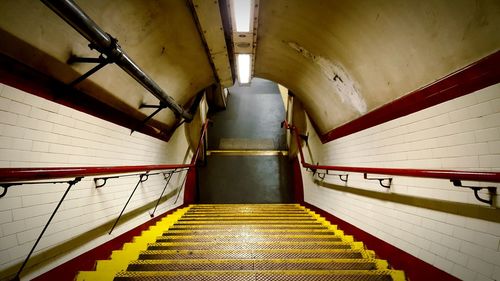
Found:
[237,54,251,84]
[232,0,252,32]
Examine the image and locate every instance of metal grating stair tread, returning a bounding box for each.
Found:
[126,258,387,271]
[164,229,335,235]
[156,235,342,242]
[146,241,357,250]
[113,270,402,281]
[76,204,405,281]
[137,249,372,260]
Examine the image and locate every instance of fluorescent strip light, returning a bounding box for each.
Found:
[237,54,251,84]
[233,0,252,32]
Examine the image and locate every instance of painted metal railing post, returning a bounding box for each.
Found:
[108,173,149,235]
[149,171,175,217]
[174,170,189,205]
[14,177,82,280]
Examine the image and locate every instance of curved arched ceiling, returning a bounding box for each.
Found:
[0,0,216,130]
[255,0,500,134]
[1,0,499,137]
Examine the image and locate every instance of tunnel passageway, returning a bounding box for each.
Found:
[199,78,292,203]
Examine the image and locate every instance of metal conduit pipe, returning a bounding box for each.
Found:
[41,0,193,121]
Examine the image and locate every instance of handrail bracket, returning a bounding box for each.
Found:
[364,173,392,189]
[451,179,497,206]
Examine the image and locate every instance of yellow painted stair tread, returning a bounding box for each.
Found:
[114,269,405,279]
[146,241,359,251]
[129,258,380,263]
[173,220,322,224]
[165,228,334,233]
[139,248,373,259]
[148,241,355,246]
[158,232,340,237]
[190,204,300,206]
[128,258,388,268]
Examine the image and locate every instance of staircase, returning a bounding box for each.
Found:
[77,204,405,280]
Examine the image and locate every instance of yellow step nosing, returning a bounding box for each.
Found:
[391,270,407,281]
[375,259,389,270]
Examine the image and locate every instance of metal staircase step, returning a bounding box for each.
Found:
[146,241,359,250]
[178,217,317,221]
[190,203,300,206]
[164,229,334,236]
[113,270,405,281]
[138,249,373,260]
[186,206,306,211]
[168,224,329,229]
[182,213,313,217]
[126,258,388,271]
[156,234,342,242]
[173,220,323,225]
[184,210,309,214]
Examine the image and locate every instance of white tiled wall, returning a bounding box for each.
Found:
[301,83,500,281]
[0,83,191,280]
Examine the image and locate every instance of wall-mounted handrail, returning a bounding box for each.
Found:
[283,120,500,183]
[0,164,191,183]
[40,0,193,121]
[284,120,499,205]
[0,121,209,183]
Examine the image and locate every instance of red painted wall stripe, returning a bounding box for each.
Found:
[321,51,500,143]
[303,203,459,281]
[32,205,184,281]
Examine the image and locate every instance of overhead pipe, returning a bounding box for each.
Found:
[40,0,193,121]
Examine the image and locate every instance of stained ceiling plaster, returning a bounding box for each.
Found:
[255,0,500,134]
